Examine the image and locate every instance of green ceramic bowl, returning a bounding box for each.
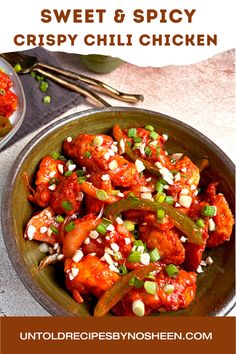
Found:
[2,108,235,316]
[79,54,123,74]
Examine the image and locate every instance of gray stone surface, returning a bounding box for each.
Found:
[0,50,235,316]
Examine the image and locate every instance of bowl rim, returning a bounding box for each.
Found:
[0,57,26,150]
[2,107,235,316]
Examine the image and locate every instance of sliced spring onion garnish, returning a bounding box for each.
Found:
[149,248,161,262]
[65,221,76,233]
[61,200,73,211]
[128,128,137,138]
[202,205,217,217]
[165,264,179,277]
[196,218,205,228]
[96,189,109,201]
[144,281,157,295]
[123,220,135,231]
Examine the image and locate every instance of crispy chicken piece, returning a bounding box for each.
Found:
[205,182,234,247]
[112,269,196,316]
[28,156,64,208]
[139,226,185,265]
[63,134,146,188]
[24,207,58,245]
[168,156,200,201]
[64,255,120,300]
[51,172,82,216]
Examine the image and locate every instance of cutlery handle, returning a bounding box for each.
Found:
[34,68,111,108]
[36,63,144,103]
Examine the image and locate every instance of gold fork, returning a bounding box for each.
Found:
[0,52,144,107]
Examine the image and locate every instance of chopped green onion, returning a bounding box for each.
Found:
[64,170,73,177]
[40,81,48,92]
[202,205,217,217]
[133,240,144,247]
[165,264,179,277]
[111,190,121,196]
[66,160,74,166]
[145,125,154,131]
[36,75,45,82]
[129,276,144,288]
[50,225,59,235]
[154,193,166,203]
[78,176,87,184]
[118,265,128,275]
[102,217,112,225]
[65,221,76,233]
[14,64,22,72]
[50,151,60,160]
[113,251,123,261]
[164,196,174,205]
[133,142,141,149]
[128,251,141,263]
[133,137,142,143]
[84,151,91,158]
[55,215,64,223]
[43,95,51,104]
[144,147,152,156]
[96,189,108,201]
[149,248,161,262]
[144,281,157,295]
[128,128,137,138]
[157,208,165,219]
[76,170,85,177]
[61,200,73,211]
[159,178,167,185]
[196,218,205,228]
[96,224,107,235]
[155,181,164,193]
[30,71,36,78]
[0,88,5,95]
[123,220,135,231]
[163,284,175,294]
[127,192,138,200]
[149,131,158,140]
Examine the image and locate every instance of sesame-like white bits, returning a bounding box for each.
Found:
[205,256,214,265]
[174,173,181,182]
[146,177,152,182]
[47,228,52,237]
[196,265,204,274]
[53,243,59,250]
[83,237,90,245]
[39,242,49,253]
[68,164,76,171]
[162,134,168,141]
[208,218,216,232]
[140,253,150,265]
[141,192,153,201]
[119,139,125,154]
[110,243,119,252]
[111,144,118,153]
[181,167,187,173]
[102,252,114,265]
[69,267,79,280]
[180,188,189,195]
[155,161,163,169]
[116,217,123,225]
[180,236,188,243]
[107,224,115,232]
[175,202,181,208]
[48,184,56,191]
[135,159,145,173]
[179,195,192,208]
[109,264,120,273]
[27,225,36,240]
[132,300,145,317]
[40,226,48,234]
[124,238,131,245]
[103,152,110,160]
[200,260,207,267]
[66,136,72,143]
[89,230,99,239]
[57,164,64,175]
[72,250,84,263]
[101,174,110,181]
[117,192,124,197]
[108,160,118,171]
